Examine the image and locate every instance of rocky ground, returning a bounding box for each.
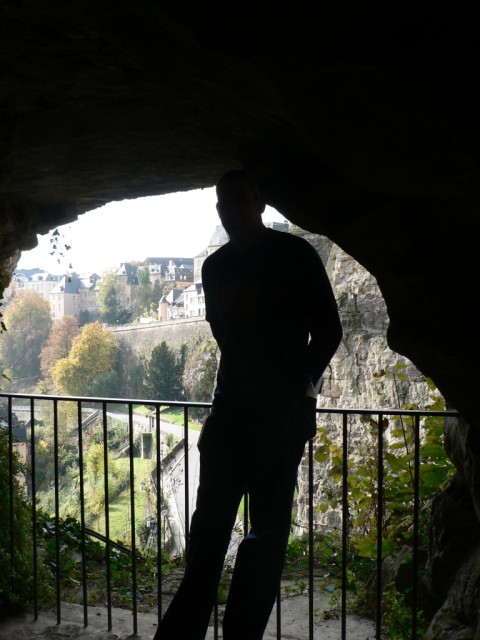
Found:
[0,574,376,640]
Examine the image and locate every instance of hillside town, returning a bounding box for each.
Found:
[8,221,289,325]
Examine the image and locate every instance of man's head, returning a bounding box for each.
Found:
[215,170,266,245]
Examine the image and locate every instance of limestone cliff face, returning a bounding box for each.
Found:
[295,232,433,411]
[296,237,436,530]
[324,239,432,411]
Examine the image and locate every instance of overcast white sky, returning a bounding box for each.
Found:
[17,187,287,276]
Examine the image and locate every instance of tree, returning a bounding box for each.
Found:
[152,280,162,305]
[51,322,117,395]
[86,442,105,485]
[115,339,145,398]
[132,270,164,321]
[143,341,186,401]
[98,272,131,325]
[40,316,80,382]
[78,309,91,327]
[0,291,52,379]
[132,268,152,320]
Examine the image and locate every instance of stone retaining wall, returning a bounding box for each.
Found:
[109,317,212,356]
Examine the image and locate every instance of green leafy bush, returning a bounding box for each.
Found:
[0,426,34,618]
[313,374,455,637]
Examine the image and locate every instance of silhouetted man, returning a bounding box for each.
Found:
[154,169,342,639]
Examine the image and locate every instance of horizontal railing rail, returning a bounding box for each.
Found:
[0,391,459,639]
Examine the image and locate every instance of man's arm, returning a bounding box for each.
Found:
[202,258,224,349]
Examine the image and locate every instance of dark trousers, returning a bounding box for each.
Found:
[154,399,310,640]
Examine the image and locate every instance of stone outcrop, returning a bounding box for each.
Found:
[296,238,435,524]
[1,4,479,634]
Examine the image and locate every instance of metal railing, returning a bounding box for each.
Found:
[0,391,459,639]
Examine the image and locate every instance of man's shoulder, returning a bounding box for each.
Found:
[202,243,231,274]
[205,242,231,262]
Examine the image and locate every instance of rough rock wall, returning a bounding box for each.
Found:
[296,239,435,530]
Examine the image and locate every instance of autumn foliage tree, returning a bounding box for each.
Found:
[51,321,117,396]
[0,291,52,379]
[40,316,81,384]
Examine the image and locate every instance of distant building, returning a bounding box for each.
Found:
[158,295,169,322]
[13,269,63,301]
[50,272,100,322]
[144,257,194,290]
[183,283,205,317]
[157,288,185,321]
[115,263,139,309]
[11,268,100,323]
[265,220,290,233]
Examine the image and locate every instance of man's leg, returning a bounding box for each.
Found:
[222,403,307,639]
[155,411,245,640]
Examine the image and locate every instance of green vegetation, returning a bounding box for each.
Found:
[132,268,163,320]
[97,271,132,325]
[315,388,453,558]
[29,514,175,611]
[311,372,453,638]
[88,457,156,544]
[143,341,186,402]
[0,427,34,618]
[160,406,201,430]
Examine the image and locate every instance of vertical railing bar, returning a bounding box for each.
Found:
[30,397,38,621]
[102,402,112,630]
[128,403,138,635]
[376,412,384,640]
[184,405,190,551]
[412,414,421,640]
[77,401,88,627]
[341,412,348,640]
[156,404,163,623]
[8,397,15,602]
[308,437,314,640]
[53,400,61,624]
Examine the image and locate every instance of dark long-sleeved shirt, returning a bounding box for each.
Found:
[202,227,342,402]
